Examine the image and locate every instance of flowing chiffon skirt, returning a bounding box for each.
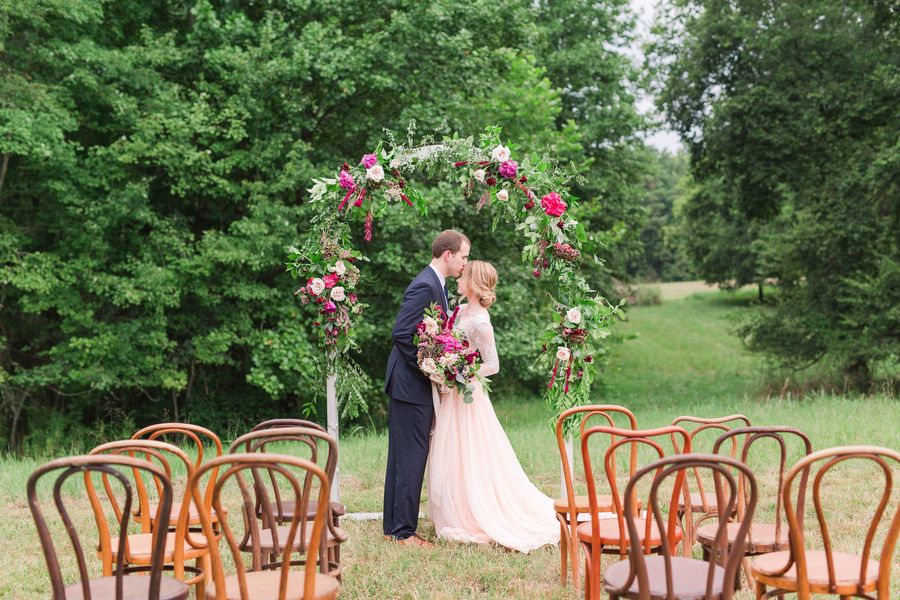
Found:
[427,382,560,553]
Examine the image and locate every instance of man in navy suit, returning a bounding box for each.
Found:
[383,229,470,546]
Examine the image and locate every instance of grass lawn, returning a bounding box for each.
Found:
[2,291,898,598]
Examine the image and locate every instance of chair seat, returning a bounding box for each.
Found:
[697,522,788,553]
[603,556,726,600]
[677,492,720,513]
[245,525,338,553]
[554,494,639,514]
[751,550,880,594]
[146,501,224,525]
[64,575,189,600]
[108,531,209,562]
[205,570,340,600]
[268,500,346,521]
[576,517,683,547]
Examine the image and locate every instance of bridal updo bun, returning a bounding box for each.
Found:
[462,260,498,308]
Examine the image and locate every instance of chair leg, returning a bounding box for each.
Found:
[559,519,568,586]
[754,579,766,599]
[741,556,754,590]
[195,557,206,599]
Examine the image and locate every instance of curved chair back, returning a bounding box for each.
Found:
[90,439,207,574]
[582,425,692,555]
[229,427,337,531]
[781,446,900,600]
[27,454,173,599]
[556,406,638,514]
[713,426,813,545]
[251,418,326,433]
[191,453,332,600]
[608,453,758,600]
[671,415,751,513]
[132,423,223,523]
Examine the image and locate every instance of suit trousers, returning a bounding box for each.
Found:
[383,396,434,539]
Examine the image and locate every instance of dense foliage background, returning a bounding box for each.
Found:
[0,0,646,450]
[649,0,899,388]
[2,0,896,452]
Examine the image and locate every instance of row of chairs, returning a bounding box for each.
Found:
[552,407,899,600]
[28,419,344,600]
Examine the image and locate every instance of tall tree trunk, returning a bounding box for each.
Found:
[0,153,10,197]
[757,281,765,303]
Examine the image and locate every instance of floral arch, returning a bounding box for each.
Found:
[287,127,620,499]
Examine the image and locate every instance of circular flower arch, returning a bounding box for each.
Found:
[287,127,621,446]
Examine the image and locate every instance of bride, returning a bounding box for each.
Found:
[427,260,560,553]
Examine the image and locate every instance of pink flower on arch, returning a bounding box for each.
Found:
[339,170,355,190]
[323,273,340,289]
[323,301,337,314]
[498,160,518,179]
[541,192,567,217]
[360,153,378,169]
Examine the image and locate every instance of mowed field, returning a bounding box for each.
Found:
[2,290,897,598]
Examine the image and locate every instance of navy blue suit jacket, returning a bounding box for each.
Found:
[384,267,449,405]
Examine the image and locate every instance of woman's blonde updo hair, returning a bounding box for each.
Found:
[462,260,498,308]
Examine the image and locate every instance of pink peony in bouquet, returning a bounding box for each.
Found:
[414,304,491,403]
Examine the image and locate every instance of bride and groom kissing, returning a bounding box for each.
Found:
[383,229,559,552]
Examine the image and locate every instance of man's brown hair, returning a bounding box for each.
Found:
[431,230,470,258]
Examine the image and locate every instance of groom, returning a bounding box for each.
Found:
[383,229,470,546]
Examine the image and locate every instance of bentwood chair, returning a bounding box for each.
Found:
[696,426,812,587]
[249,419,346,522]
[191,453,341,600]
[603,453,758,600]
[580,426,691,600]
[90,439,211,596]
[751,446,900,600]
[670,415,751,545]
[230,427,347,578]
[28,454,189,600]
[555,405,639,593]
[132,423,224,532]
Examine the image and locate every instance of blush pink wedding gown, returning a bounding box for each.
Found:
[427,304,560,553]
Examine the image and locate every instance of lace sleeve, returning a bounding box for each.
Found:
[471,322,499,377]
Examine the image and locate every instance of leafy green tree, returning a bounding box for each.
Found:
[649,0,899,386]
[0,0,646,449]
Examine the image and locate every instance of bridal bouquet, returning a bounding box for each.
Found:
[414,304,490,403]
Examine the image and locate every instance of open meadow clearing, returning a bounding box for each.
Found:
[3,291,897,599]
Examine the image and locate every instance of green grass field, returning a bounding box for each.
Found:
[3,291,898,598]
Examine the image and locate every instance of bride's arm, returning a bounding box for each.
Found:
[472,322,499,377]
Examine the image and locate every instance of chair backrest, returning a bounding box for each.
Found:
[582,425,692,555]
[28,454,173,600]
[229,427,337,563]
[89,439,206,573]
[555,404,637,516]
[713,426,813,544]
[191,453,332,600]
[609,453,758,600]
[780,446,900,600]
[671,415,752,512]
[132,423,223,516]
[251,419,326,433]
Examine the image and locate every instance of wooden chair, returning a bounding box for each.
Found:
[751,446,900,600]
[555,404,639,594]
[132,423,224,531]
[580,425,691,600]
[670,415,751,545]
[27,454,189,600]
[696,426,812,587]
[191,453,340,600]
[249,419,346,521]
[230,427,347,579]
[90,439,211,596]
[603,453,758,600]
